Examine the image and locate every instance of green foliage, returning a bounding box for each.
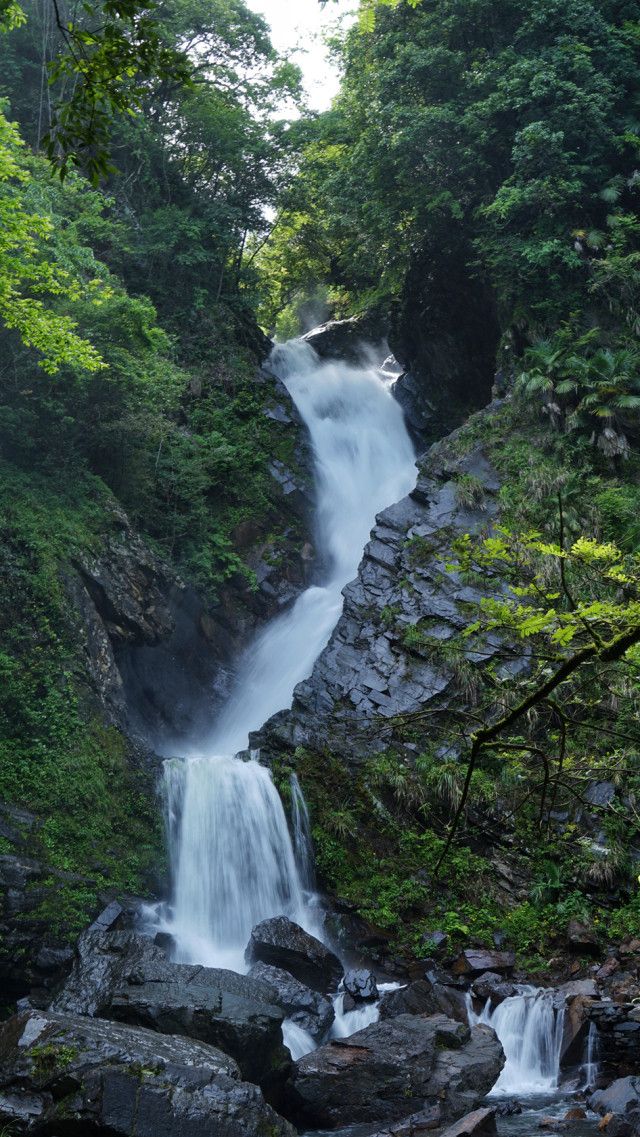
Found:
[261,0,639,385]
[0,105,105,373]
[0,465,164,936]
[519,326,640,455]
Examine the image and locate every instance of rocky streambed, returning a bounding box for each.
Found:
[3,898,640,1137]
[0,902,503,1136]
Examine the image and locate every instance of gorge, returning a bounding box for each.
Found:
[160,339,416,970]
[0,0,639,1134]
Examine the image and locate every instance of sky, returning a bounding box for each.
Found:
[246,0,357,110]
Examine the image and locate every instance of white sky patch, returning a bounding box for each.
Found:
[246,0,357,111]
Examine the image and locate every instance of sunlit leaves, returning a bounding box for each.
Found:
[0,108,105,372]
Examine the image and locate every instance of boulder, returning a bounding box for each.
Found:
[619,938,640,957]
[560,992,598,1064]
[472,972,516,1005]
[597,958,621,981]
[439,1107,498,1137]
[496,1102,523,1116]
[367,1104,443,1136]
[302,315,386,365]
[344,968,378,1003]
[556,979,599,1001]
[53,928,289,1088]
[422,930,449,954]
[288,1013,503,1127]
[597,1115,639,1137]
[247,961,334,1041]
[591,1077,640,1117]
[380,980,440,1019]
[0,1009,295,1136]
[451,950,516,977]
[245,917,343,993]
[567,921,600,954]
[426,1020,506,1120]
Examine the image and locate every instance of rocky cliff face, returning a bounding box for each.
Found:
[255,417,503,767]
[389,237,501,448]
[84,368,315,755]
[0,365,315,1003]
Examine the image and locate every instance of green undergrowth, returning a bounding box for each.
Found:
[0,462,163,939]
[277,396,640,972]
[285,739,636,969]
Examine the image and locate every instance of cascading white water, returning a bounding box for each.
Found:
[581,1021,600,1089]
[331,982,401,1039]
[164,339,417,970]
[468,988,565,1095]
[291,772,316,894]
[282,1020,316,1061]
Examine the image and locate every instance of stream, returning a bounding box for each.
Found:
[151,337,601,1133]
[156,337,416,968]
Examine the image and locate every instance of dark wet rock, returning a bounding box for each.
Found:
[367,1104,443,1136]
[254,438,503,771]
[393,369,435,445]
[589,1005,640,1079]
[423,970,471,1023]
[560,992,599,1065]
[287,1013,504,1127]
[245,917,343,994]
[344,969,378,1003]
[53,928,289,1088]
[87,900,128,934]
[439,1106,498,1137]
[585,782,616,808]
[495,1101,523,1116]
[590,1077,640,1117]
[472,972,516,1005]
[302,315,387,365]
[247,961,334,1041]
[599,1115,639,1137]
[597,957,621,981]
[452,950,516,977]
[566,920,600,953]
[153,931,176,954]
[379,980,439,1019]
[0,851,94,1004]
[422,930,449,954]
[0,1009,295,1136]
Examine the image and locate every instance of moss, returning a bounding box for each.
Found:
[30,1042,79,1079]
[0,464,163,941]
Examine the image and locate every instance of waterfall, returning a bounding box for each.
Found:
[581,1021,600,1089]
[282,1020,316,1061]
[291,772,316,893]
[163,339,417,970]
[331,982,402,1039]
[468,988,565,1095]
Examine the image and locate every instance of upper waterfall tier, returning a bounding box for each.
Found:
[164,339,417,969]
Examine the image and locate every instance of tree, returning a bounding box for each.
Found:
[0,105,105,372]
[426,523,640,868]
